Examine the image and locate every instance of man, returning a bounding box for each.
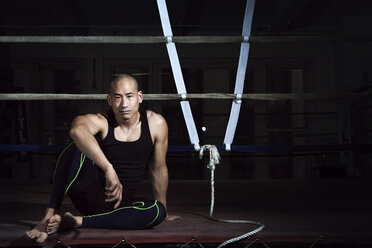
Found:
[27,74,178,243]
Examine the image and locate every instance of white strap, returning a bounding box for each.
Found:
[156,0,173,37]
[224,100,242,151]
[165,42,187,94]
[157,0,200,150]
[181,101,200,151]
[233,42,250,94]
[242,0,255,36]
[224,0,255,151]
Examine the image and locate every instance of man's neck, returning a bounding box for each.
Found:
[116,111,141,129]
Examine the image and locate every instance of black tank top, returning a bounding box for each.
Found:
[99,108,154,200]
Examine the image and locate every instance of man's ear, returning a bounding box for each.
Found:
[107,94,112,106]
[138,91,144,103]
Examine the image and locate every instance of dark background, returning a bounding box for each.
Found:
[0,0,372,182]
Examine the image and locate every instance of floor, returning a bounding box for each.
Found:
[0,179,372,247]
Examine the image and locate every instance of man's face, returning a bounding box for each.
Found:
[107,79,143,122]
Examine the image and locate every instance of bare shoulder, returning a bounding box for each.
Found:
[146,110,167,128]
[95,113,108,123]
[146,110,168,143]
[73,113,106,125]
[71,113,108,134]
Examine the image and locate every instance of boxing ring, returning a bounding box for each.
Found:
[1,0,372,247]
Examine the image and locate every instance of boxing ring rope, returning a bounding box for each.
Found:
[1,92,371,101]
[2,143,372,154]
[1,35,371,44]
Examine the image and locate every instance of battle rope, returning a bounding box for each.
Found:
[199,145,265,248]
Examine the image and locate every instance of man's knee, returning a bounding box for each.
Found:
[154,200,167,226]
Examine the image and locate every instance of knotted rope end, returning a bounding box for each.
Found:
[199,145,221,170]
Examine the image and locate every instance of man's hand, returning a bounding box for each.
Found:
[104,167,123,209]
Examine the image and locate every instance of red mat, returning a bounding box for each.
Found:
[1,212,264,247]
[1,180,372,247]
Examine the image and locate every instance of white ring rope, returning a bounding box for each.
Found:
[0,35,369,44]
[199,145,265,248]
[0,92,369,101]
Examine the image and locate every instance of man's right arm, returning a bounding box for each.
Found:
[69,114,112,171]
[69,114,123,208]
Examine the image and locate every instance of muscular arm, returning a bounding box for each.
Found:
[149,113,169,209]
[69,114,112,171]
[69,114,122,208]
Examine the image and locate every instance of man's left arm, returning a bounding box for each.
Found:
[149,113,180,221]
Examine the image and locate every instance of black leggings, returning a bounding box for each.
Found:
[48,142,166,229]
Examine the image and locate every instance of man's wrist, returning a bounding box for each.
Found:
[101,163,114,173]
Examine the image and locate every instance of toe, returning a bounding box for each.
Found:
[27,230,37,239]
[36,232,48,243]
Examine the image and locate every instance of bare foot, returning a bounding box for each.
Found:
[26,220,49,243]
[46,214,61,235]
[26,208,55,243]
[47,212,81,234]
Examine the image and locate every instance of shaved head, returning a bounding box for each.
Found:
[109,74,139,94]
